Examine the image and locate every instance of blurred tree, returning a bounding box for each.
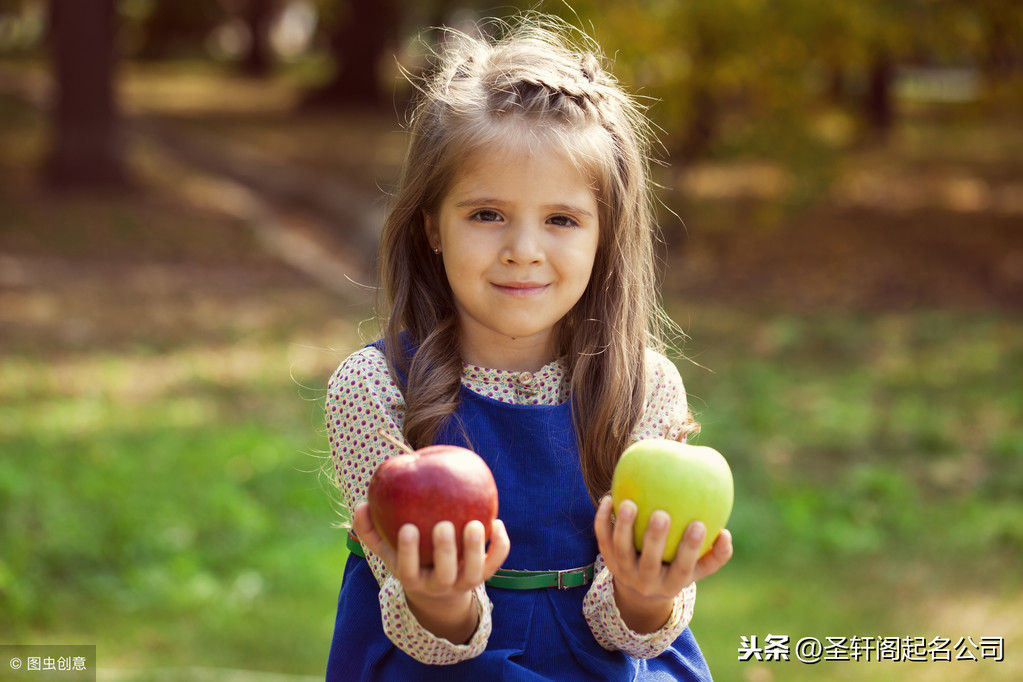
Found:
[133,0,225,60]
[44,0,127,190]
[303,0,401,108]
[961,0,1023,82]
[863,49,894,139]
[844,1,930,142]
[300,0,528,109]
[554,0,785,162]
[239,0,279,77]
[554,0,1018,158]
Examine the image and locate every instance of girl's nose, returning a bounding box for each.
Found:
[500,224,544,265]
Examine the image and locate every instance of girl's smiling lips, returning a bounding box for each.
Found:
[492,281,549,297]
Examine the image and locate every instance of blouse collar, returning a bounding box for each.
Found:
[461,358,570,406]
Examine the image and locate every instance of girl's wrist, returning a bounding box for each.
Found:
[612,579,675,634]
[406,589,479,644]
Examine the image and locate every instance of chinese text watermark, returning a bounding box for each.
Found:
[2,645,96,681]
[738,634,1004,664]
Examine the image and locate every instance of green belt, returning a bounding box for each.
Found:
[346,531,594,590]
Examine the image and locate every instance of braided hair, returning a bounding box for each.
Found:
[378,13,692,505]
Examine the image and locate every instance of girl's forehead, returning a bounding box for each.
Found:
[447,143,599,201]
[449,128,604,190]
[458,139,547,173]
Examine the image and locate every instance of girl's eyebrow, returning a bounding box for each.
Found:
[453,197,595,218]
[453,197,507,208]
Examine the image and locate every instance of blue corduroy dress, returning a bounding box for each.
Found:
[325,347,713,681]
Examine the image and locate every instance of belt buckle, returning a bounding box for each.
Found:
[556,565,591,590]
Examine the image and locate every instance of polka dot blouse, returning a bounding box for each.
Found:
[325,345,698,664]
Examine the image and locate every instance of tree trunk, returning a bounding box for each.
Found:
[303,0,400,109]
[863,51,895,142]
[44,0,127,190]
[240,0,276,78]
[678,84,717,162]
[675,34,719,163]
[826,63,846,105]
[135,0,223,61]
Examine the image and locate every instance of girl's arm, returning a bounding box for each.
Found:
[327,348,502,662]
[594,498,733,632]
[584,501,732,657]
[582,349,732,656]
[351,501,509,644]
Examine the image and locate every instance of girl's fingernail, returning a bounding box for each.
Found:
[689,522,706,542]
[650,511,669,530]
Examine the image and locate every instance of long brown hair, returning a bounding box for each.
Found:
[378,14,693,505]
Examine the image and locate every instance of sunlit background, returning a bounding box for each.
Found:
[1,1,1021,680]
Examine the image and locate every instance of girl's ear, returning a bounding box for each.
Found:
[423,210,439,251]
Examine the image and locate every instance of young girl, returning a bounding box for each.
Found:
[324,15,733,681]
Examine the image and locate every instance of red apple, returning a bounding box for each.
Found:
[367,443,499,565]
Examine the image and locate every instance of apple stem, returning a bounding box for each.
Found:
[377,428,416,455]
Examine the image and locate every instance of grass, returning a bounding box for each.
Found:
[4,308,1019,680]
[680,307,1023,557]
[674,305,1023,681]
[0,338,360,675]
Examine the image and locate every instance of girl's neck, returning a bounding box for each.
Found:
[459,336,555,373]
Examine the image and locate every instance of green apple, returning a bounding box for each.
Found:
[611,439,733,562]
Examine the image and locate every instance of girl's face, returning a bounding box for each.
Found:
[425,141,600,371]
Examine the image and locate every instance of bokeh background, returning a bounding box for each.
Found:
[1,1,1021,680]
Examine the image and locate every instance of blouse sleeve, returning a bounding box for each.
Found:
[581,349,697,657]
[326,346,493,664]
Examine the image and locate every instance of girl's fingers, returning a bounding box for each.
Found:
[613,499,639,572]
[431,521,458,587]
[460,520,486,584]
[694,528,733,582]
[351,502,374,543]
[482,519,511,578]
[593,497,615,555]
[637,510,671,578]
[395,522,423,585]
[352,502,397,566]
[667,521,706,585]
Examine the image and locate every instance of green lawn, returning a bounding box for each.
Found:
[0,339,355,675]
[674,306,1023,681]
[3,309,1019,680]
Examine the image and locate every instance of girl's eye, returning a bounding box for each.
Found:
[470,209,502,223]
[547,214,579,228]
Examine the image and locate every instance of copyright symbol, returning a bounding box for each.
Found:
[10,657,23,669]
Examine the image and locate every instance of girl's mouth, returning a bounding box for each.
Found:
[492,282,549,297]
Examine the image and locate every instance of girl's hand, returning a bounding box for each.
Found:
[594,496,733,634]
[351,501,510,643]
